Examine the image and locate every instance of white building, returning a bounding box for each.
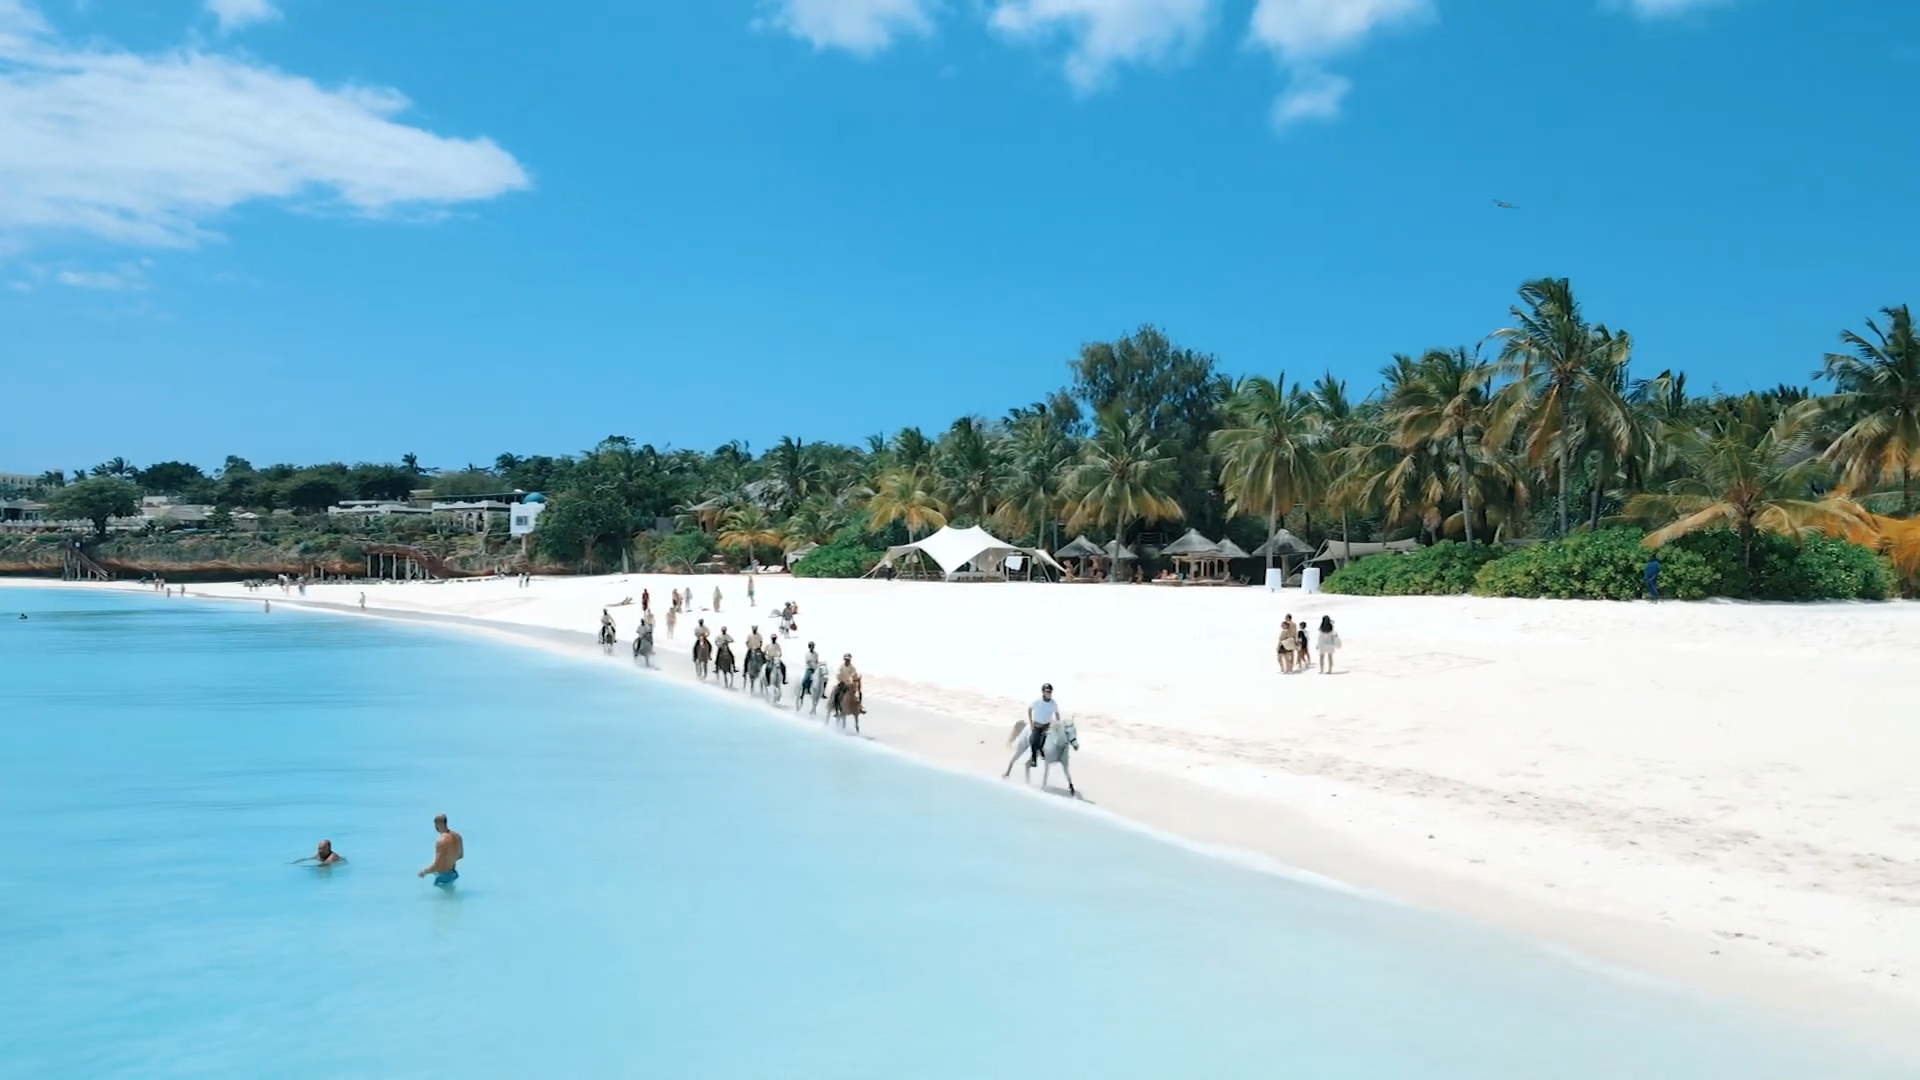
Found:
[510,493,547,538]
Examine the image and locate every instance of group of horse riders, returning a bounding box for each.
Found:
[598,594,1071,793]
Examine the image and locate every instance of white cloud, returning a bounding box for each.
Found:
[1248,0,1430,61]
[57,265,142,290]
[755,0,938,55]
[1247,0,1430,132]
[0,1,530,249]
[1269,66,1348,128]
[205,0,279,34]
[988,0,1214,93]
[1613,0,1730,16]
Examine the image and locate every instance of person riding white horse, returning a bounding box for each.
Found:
[632,614,655,668]
[1002,683,1077,797]
[795,642,825,714]
[765,634,786,703]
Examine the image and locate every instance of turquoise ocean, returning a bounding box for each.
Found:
[0,588,1902,1078]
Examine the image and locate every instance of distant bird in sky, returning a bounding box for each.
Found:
[1493,200,1518,210]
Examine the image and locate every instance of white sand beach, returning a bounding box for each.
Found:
[20,575,1920,1051]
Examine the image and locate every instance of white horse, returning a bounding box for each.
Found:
[794,663,825,715]
[765,657,787,703]
[631,624,655,668]
[1003,716,1079,797]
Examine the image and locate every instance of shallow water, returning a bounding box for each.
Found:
[0,589,1900,1078]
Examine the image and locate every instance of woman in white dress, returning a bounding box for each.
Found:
[1316,616,1341,674]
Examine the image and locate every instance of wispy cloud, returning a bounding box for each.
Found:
[0,1,530,250]
[56,263,145,290]
[1611,0,1732,18]
[1270,67,1348,128]
[754,0,938,55]
[988,0,1215,94]
[1248,0,1431,130]
[205,0,279,34]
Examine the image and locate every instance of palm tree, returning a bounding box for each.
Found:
[934,417,1002,525]
[90,457,136,480]
[865,469,947,540]
[717,505,782,562]
[1493,278,1634,537]
[1389,348,1492,545]
[37,469,66,489]
[995,411,1077,548]
[766,436,828,516]
[1626,395,1868,588]
[1065,409,1184,555]
[1210,373,1323,568]
[1308,373,1361,551]
[1815,305,1920,515]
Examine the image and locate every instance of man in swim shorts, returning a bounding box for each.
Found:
[417,813,464,886]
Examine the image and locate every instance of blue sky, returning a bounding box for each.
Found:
[2,0,1915,473]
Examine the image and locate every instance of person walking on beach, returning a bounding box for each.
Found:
[1278,615,1297,673]
[641,588,650,613]
[418,814,464,887]
[712,586,723,613]
[666,604,678,639]
[358,592,366,612]
[1317,616,1340,674]
[747,577,756,607]
[1296,621,1311,668]
[1004,682,1060,779]
[1644,555,1660,603]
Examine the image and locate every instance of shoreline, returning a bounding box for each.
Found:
[10,575,1919,1059]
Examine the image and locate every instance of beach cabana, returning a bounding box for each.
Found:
[784,542,819,568]
[1054,535,1103,560]
[1160,528,1232,583]
[1250,529,1313,579]
[869,525,1063,582]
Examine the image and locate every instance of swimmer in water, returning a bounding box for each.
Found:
[294,839,344,865]
[417,813,464,886]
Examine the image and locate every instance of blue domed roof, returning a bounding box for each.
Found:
[521,492,547,504]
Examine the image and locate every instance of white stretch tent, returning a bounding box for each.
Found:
[870,525,1064,581]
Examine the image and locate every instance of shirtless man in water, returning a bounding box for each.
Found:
[296,839,344,865]
[417,814,464,886]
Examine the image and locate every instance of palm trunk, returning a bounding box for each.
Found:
[1557,401,1571,538]
[1905,462,1914,518]
[1265,507,1277,570]
[1558,443,1570,538]
[1740,524,1754,597]
[1589,479,1601,532]
[1457,435,1473,546]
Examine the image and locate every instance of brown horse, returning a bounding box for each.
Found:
[692,636,712,679]
[830,675,864,734]
[715,641,737,688]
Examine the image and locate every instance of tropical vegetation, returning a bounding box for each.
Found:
[21,280,1920,598]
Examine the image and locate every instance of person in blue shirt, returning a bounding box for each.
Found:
[1644,556,1661,602]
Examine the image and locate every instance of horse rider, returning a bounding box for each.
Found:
[798,641,823,703]
[745,625,763,652]
[599,608,616,642]
[833,653,860,712]
[766,632,784,677]
[718,626,734,650]
[1023,683,1059,773]
[694,619,710,643]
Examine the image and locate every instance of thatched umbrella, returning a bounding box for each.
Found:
[1159,528,1222,557]
[1215,537,1252,559]
[1054,535,1103,559]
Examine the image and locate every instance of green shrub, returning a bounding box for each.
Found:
[649,530,714,571]
[1473,529,1715,600]
[790,541,883,579]
[1322,541,1504,596]
[1472,527,1883,601]
[1784,533,1888,601]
